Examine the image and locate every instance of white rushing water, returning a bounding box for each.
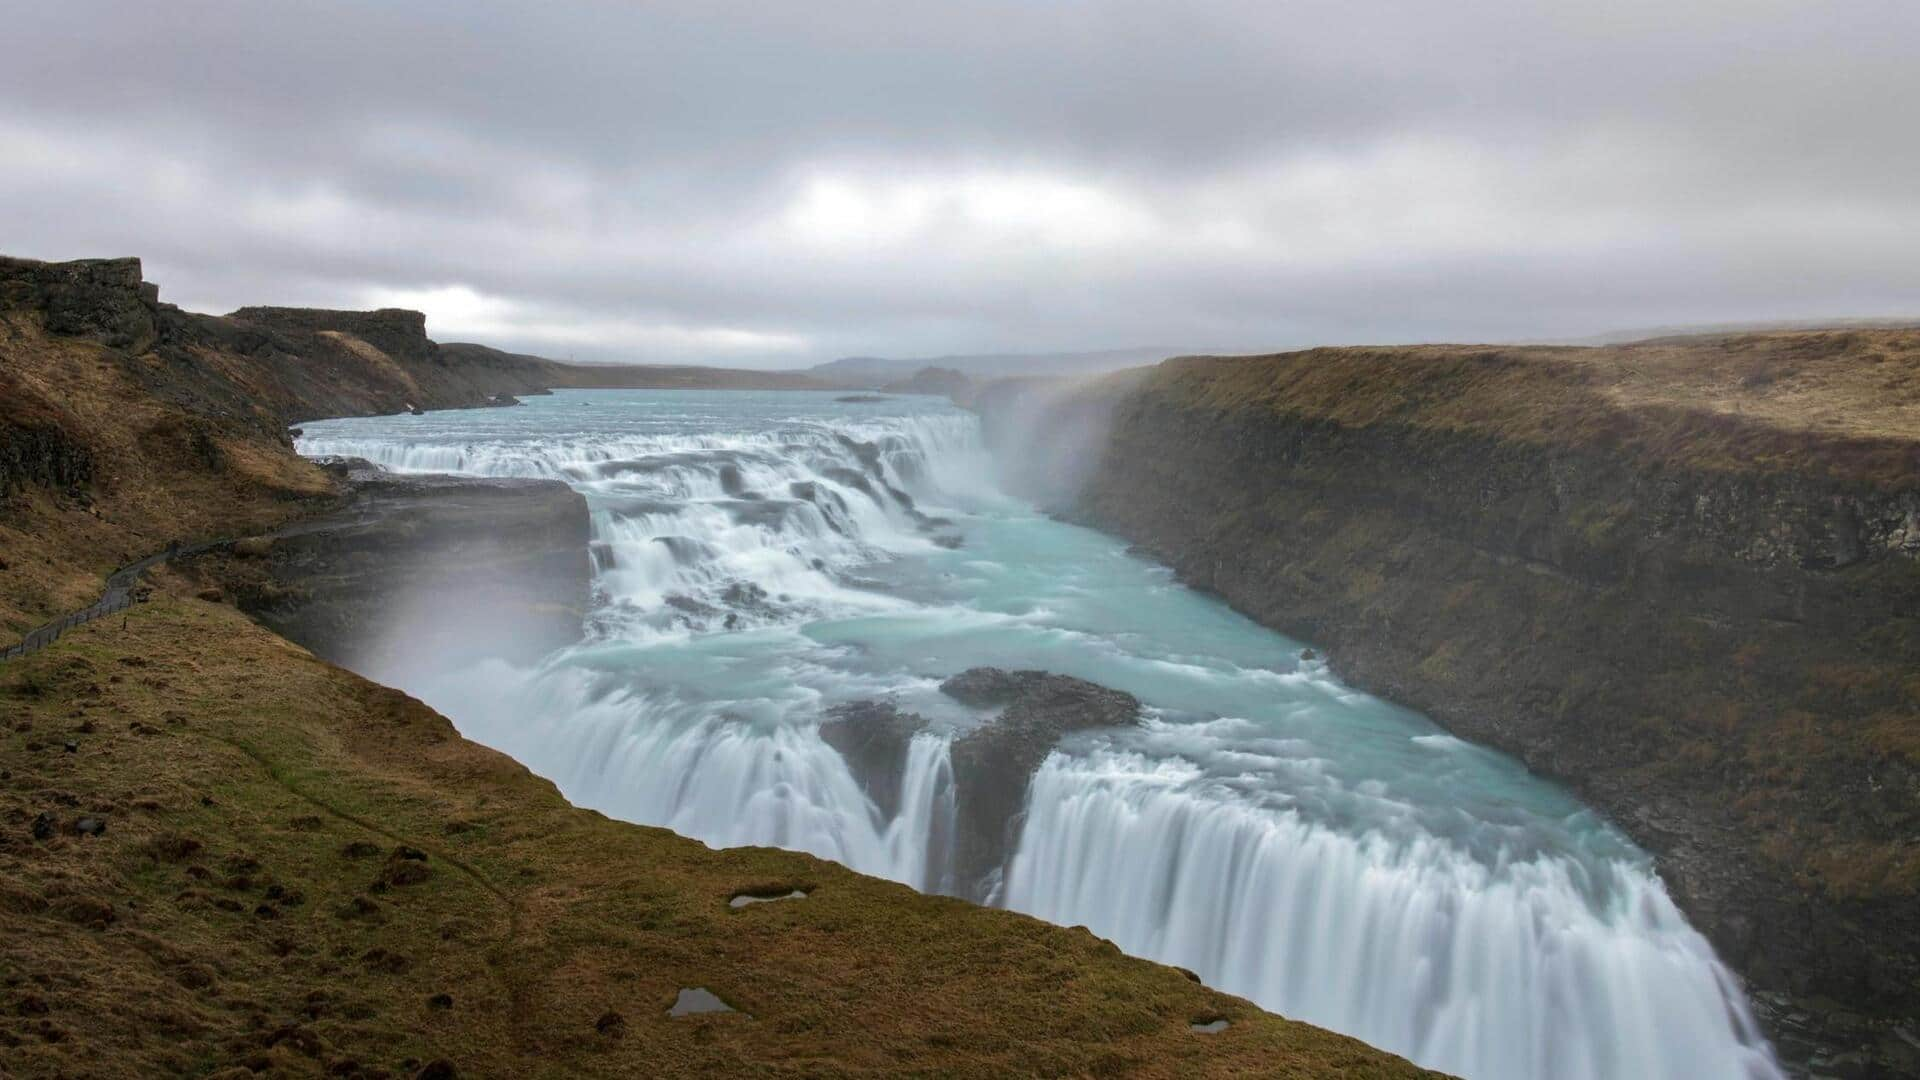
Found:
[299,389,1781,1080]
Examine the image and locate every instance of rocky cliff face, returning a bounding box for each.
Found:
[979,335,1920,1076]
[0,256,160,352]
[227,306,434,363]
[821,668,1141,898]
[195,462,591,681]
[0,397,93,497]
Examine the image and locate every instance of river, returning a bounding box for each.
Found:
[297,388,1780,1080]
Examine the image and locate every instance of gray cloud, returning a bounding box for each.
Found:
[4,1,1917,365]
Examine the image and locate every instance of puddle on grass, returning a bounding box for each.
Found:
[729,889,808,909]
[1191,1019,1230,1033]
[670,988,740,1017]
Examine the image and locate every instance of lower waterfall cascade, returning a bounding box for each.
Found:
[298,389,1783,1080]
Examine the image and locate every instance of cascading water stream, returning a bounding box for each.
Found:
[298,389,1782,1080]
[1005,750,1779,1080]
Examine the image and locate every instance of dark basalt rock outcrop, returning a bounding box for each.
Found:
[943,669,1141,895]
[0,420,93,497]
[198,463,591,680]
[0,256,159,352]
[227,306,434,364]
[822,668,1141,898]
[819,701,926,820]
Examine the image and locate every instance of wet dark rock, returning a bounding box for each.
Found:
[833,433,885,472]
[824,669,1140,900]
[819,702,925,819]
[663,593,715,616]
[718,581,782,624]
[717,463,757,498]
[823,467,880,502]
[942,669,1140,896]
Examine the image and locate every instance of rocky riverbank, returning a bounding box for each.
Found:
[181,460,592,682]
[976,334,1920,1077]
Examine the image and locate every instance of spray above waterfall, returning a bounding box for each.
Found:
[297,389,1782,1080]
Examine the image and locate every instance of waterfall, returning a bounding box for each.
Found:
[301,407,996,639]
[414,658,959,892]
[295,391,1783,1080]
[1003,751,1781,1080]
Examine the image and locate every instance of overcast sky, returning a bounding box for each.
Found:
[5,2,1917,366]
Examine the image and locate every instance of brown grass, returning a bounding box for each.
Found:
[1150,329,1920,485]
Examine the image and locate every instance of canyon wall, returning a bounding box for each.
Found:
[193,463,592,682]
[980,335,1920,1075]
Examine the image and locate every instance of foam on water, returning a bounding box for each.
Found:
[297,389,1781,1080]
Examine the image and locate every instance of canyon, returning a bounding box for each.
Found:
[974,337,1920,1076]
[5,251,1914,1076]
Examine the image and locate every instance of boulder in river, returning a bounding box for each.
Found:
[821,667,1141,899]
